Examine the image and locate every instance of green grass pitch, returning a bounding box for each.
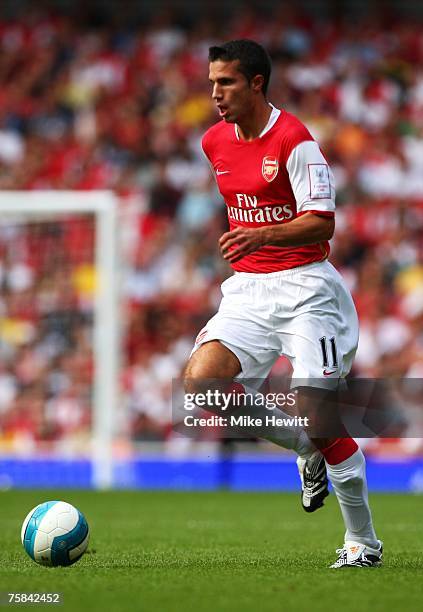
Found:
[0,490,422,612]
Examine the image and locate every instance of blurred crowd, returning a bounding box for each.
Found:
[0,5,422,454]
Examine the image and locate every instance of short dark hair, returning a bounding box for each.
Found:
[208,39,271,96]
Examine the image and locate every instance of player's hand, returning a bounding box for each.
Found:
[219,227,265,264]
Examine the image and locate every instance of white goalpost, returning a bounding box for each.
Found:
[0,191,119,489]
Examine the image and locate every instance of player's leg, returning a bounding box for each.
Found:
[185,271,317,457]
[281,261,381,565]
[295,387,381,565]
[325,441,382,568]
[185,338,315,456]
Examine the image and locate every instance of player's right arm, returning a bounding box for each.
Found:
[219,212,334,264]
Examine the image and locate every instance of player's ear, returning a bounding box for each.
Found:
[250,74,265,94]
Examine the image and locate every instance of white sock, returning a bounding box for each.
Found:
[264,426,316,457]
[326,448,378,547]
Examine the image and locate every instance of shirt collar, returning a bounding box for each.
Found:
[235,103,281,140]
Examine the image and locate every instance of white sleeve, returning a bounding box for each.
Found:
[286,140,335,214]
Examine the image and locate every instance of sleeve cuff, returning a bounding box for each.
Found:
[297,210,335,218]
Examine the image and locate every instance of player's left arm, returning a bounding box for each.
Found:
[220,140,336,264]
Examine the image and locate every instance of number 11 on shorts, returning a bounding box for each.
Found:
[319,336,338,369]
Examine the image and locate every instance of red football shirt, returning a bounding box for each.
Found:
[202,107,335,273]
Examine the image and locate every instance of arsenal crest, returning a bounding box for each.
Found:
[262,155,279,182]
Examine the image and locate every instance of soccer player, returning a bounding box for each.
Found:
[184,40,382,568]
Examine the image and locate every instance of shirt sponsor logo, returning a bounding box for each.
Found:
[227,202,294,223]
[262,155,279,182]
[236,193,258,208]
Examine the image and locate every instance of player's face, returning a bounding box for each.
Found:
[208,60,255,123]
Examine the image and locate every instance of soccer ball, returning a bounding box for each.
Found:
[21,501,89,567]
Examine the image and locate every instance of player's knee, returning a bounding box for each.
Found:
[183,360,206,396]
[184,357,210,398]
[184,348,210,394]
[183,358,223,414]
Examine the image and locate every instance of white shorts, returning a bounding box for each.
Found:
[191,261,359,390]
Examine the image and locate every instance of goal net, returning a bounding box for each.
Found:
[0,191,118,488]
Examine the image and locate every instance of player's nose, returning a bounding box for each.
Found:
[211,83,222,100]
